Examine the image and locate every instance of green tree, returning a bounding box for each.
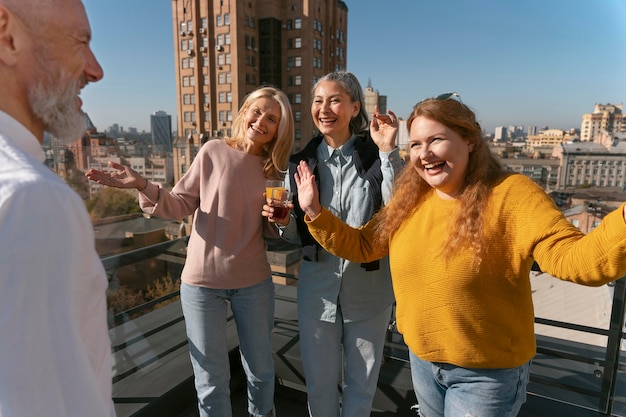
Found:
[87,187,143,220]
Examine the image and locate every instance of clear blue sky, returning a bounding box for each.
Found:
[81,0,626,135]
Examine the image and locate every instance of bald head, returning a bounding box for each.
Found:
[0,0,101,142]
[1,0,67,35]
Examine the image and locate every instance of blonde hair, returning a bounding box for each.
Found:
[226,86,294,179]
[374,98,505,262]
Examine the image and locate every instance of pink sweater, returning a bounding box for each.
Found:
[139,139,279,289]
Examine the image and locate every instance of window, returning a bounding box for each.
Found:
[218,54,225,65]
[225,34,231,45]
[294,111,301,122]
[226,92,232,103]
[294,75,301,85]
[293,94,301,104]
[295,18,301,29]
[216,15,222,26]
[182,58,188,69]
[217,34,223,45]
[224,13,230,25]
[219,92,226,103]
[295,57,301,67]
[294,38,302,48]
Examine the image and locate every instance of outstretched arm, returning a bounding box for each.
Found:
[86,161,149,191]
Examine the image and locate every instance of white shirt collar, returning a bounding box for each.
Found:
[0,110,45,163]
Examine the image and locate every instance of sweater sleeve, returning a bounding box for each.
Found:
[305,207,388,262]
[139,147,206,220]
[533,202,626,285]
[509,178,626,285]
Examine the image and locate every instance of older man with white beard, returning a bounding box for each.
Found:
[0,1,115,416]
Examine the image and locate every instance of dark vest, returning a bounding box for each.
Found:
[288,132,383,271]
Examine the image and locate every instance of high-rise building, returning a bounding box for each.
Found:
[580,103,624,142]
[151,110,173,153]
[171,0,349,182]
[494,126,507,142]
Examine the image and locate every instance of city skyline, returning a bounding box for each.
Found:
[80,0,626,135]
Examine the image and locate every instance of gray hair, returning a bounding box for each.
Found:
[311,71,369,134]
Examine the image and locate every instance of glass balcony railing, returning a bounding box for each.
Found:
[101,229,626,417]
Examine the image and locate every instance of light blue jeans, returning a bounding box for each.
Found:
[409,351,530,417]
[298,304,393,417]
[180,280,276,417]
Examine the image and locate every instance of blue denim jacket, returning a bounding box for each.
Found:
[280,133,404,322]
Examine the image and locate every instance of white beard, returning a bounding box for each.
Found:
[29,56,87,145]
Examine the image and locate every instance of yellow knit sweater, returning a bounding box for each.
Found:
[306,174,626,368]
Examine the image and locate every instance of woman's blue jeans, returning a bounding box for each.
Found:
[180,279,276,417]
[409,351,530,417]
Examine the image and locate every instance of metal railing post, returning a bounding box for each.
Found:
[599,276,626,415]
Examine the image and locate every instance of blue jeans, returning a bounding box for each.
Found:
[298,304,393,417]
[409,351,530,417]
[180,280,276,417]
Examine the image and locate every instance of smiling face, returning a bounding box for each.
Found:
[241,97,281,155]
[0,0,103,142]
[311,80,359,146]
[408,116,474,200]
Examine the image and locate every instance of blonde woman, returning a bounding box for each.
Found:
[87,86,294,417]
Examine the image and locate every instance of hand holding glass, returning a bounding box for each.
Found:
[271,189,293,219]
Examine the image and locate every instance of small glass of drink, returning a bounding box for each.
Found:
[266,180,285,198]
[271,188,293,219]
